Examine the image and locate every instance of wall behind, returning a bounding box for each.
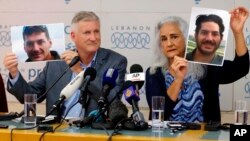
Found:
[0,0,250,111]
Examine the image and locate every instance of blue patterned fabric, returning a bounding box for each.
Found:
[165,71,204,122]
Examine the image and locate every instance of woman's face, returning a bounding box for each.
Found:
[159,23,186,59]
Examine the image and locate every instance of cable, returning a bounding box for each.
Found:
[107,117,130,141]
[39,131,49,141]
[38,101,79,141]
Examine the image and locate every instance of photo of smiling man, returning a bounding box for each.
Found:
[11,23,65,63]
[185,7,230,66]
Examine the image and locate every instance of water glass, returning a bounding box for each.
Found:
[24,94,37,126]
[152,96,165,130]
[235,100,248,125]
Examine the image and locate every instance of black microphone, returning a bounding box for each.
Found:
[123,81,143,121]
[123,82,148,130]
[98,68,118,108]
[18,56,80,119]
[71,68,97,128]
[123,64,148,130]
[79,67,96,93]
[127,64,144,113]
[68,56,80,68]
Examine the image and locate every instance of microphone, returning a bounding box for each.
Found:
[79,67,96,93]
[47,70,85,116]
[61,67,96,101]
[85,80,131,129]
[47,67,96,116]
[123,64,148,130]
[70,68,96,127]
[126,64,145,89]
[122,82,148,130]
[17,56,80,119]
[98,68,118,108]
[38,56,80,102]
[127,64,145,120]
[68,56,80,68]
[123,82,141,117]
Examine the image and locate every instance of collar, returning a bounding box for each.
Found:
[80,52,97,70]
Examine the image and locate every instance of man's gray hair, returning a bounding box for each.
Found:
[71,11,100,25]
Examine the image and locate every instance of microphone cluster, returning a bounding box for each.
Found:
[13,61,149,130]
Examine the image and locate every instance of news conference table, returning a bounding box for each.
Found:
[0,120,229,141]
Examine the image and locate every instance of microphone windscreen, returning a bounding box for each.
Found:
[102,68,118,88]
[108,100,128,125]
[130,64,143,73]
[84,67,96,81]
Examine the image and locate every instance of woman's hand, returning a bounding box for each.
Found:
[230,6,249,35]
[170,56,188,82]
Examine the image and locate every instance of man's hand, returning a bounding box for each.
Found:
[61,50,82,73]
[3,53,19,78]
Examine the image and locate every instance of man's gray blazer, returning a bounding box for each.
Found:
[8,48,127,115]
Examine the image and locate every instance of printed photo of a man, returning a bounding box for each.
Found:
[185,7,230,66]
[11,23,65,62]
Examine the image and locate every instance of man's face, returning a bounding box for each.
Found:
[24,32,52,61]
[195,21,222,56]
[70,20,101,56]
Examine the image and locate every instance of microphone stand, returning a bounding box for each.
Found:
[73,76,92,128]
[73,87,89,128]
[91,84,130,130]
[91,95,115,130]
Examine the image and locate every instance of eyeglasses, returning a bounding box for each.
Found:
[25,39,45,48]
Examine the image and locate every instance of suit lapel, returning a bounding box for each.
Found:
[93,48,107,70]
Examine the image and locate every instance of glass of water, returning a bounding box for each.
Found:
[152,96,165,130]
[235,100,248,125]
[24,94,37,126]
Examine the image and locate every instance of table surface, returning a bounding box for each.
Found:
[0,120,230,141]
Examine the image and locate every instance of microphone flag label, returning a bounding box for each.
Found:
[230,125,250,141]
[123,85,140,104]
[125,73,145,81]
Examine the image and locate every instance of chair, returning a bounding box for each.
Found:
[0,74,8,112]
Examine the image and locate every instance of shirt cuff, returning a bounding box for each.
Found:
[8,72,20,87]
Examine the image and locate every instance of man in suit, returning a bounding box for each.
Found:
[3,11,127,118]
